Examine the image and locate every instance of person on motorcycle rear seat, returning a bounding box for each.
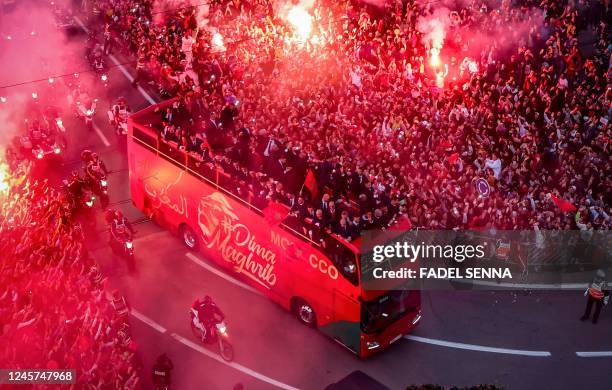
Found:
[110,210,134,236]
[74,87,86,103]
[152,353,174,387]
[28,120,44,144]
[113,98,131,120]
[86,152,109,177]
[67,170,86,197]
[80,149,93,164]
[111,289,130,319]
[193,296,224,340]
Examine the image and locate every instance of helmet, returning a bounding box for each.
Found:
[114,210,123,220]
[203,296,213,305]
[81,149,92,161]
[105,208,116,222]
[156,353,169,364]
[91,152,98,160]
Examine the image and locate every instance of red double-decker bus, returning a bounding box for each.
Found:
[127,100,421,357]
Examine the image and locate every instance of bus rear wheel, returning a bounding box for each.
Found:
[293,298,317,328]
[180,224,199,251]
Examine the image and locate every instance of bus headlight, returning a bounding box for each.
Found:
[54,146,61,154]
[366,341,380,350]
[36,150,44,159]
[412,311,422,325]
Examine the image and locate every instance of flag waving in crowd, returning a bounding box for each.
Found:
[302,169,318,199]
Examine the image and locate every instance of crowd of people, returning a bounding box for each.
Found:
[85,0,610,244]
[0,161,141,388]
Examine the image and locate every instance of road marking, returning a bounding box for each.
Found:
[404,335,552,357]
[170,333,299,390]
[131,309,167,333]
[92,122,111,147]
[73,16,157,105]
[576,351,612,357]
[186,253,262,296]
[107,54,157,105]
[73,16,89,33]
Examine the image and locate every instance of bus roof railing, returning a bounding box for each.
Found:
[130,101,409,258]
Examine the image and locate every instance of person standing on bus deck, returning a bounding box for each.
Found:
[580,269,609,324]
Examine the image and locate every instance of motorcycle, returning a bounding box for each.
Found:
[110,224,134,259]
[32,139,63,161]
[43,106,66,134]
[76,99,97,130]
[63,182,97,228]
[189,309,234,362]
[21,127,63,162]
[53,7,76,31]
[89,50,107,75]
[85,166,109,208]
[81,187,96,210]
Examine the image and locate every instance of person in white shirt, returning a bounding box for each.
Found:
[485,153,502,179]
[181,31,195,66]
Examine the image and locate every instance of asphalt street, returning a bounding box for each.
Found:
[1,3,611,389]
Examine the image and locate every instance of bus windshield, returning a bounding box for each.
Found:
[361,290,419,334]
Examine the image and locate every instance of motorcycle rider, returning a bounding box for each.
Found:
[43,106,62,132]
[71,84,89,106]
[89,41,105,72]
[28,119,46,147]
[152,353,174,388]
[81,150,108,208]
[107,209,134,237]
[66,170,87,199]
[80,149,94,165]
[192,296,224,342]
[85,152,109,180]
[71,87,96,127]
[110,289,130,321]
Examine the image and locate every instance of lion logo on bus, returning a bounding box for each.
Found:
[197,192,238,240]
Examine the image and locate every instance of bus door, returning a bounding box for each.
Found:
[328,289,361,354]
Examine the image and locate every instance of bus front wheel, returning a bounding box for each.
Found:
[180,224,199,251]
[293,298,317,328]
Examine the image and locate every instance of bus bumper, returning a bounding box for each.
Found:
[359,307,422,358]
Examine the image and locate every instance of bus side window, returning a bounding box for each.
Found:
[328,240,358,286]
